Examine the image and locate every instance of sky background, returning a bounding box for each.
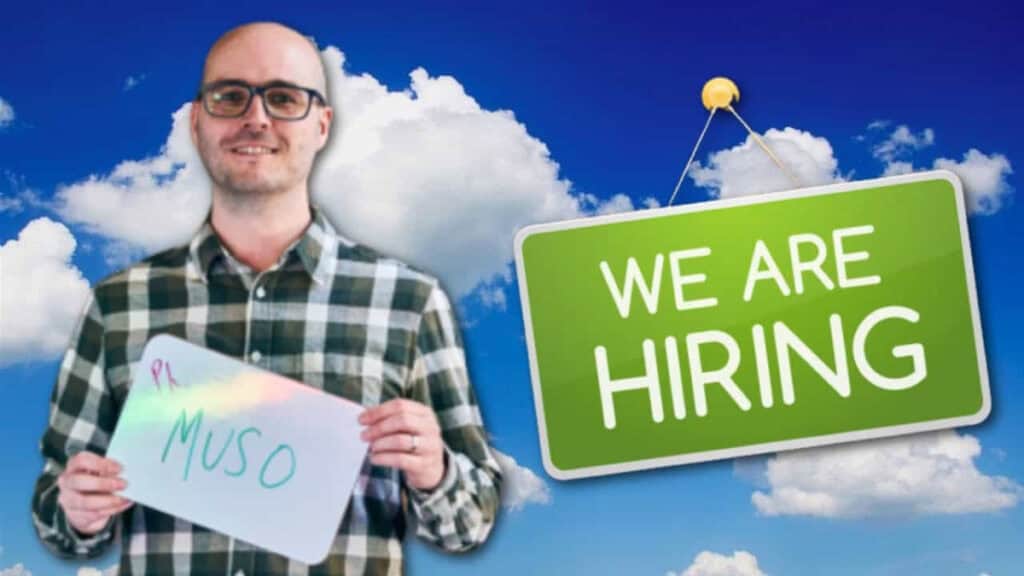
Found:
[1,1,1022,575]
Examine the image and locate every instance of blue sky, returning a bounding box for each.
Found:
[1,1,1022,575]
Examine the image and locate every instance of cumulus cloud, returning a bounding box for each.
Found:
[54,103,210,264]
[872,125,935,162]
[492,449,551,511]
[751,431,1022,518]
[55,45,631,298]
[579,192,657,216]
[0,218,91,366]
[881,160,914,177]
[0,564,31,576]
[877,149,1013,215]
[667,550,766,576]
[311,47,612,295]
[934,149,1014,215]
[0,97,14,128]
[690,127,842,198]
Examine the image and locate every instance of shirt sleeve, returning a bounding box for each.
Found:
[404,281,502,552]
[31,292,119,558]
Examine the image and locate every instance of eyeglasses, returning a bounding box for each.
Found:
[196,80,327,121]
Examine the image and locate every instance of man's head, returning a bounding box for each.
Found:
[191,22,332,202]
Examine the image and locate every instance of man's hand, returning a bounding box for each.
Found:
[57,452,132,535]
[359,399,446,492]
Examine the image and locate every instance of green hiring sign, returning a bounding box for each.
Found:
[514,171,990,480]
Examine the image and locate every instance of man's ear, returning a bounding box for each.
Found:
[317,106,333,151]
[190,102,200,148]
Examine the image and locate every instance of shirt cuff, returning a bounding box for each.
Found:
[407,446,457,508]
[58,506,115,555]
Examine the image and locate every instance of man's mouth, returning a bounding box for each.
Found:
[229,145,279,156]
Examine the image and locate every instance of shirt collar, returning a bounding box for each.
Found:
[186,205,341,285]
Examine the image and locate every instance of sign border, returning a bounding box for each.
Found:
[513,170,991,480]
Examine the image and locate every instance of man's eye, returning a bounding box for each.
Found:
[267,91,299,106]
[214,90,248,103]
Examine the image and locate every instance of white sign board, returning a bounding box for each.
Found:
[106,334,369,564]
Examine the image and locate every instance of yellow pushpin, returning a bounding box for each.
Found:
[701,77,740,111]
[669,76,798,206]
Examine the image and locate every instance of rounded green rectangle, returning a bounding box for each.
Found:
[514,171,990,480]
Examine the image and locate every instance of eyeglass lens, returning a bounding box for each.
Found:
[205,85,311,119]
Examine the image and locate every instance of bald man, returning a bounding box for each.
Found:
[32,22,502,575]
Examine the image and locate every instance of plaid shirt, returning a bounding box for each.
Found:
[32,208,502,575]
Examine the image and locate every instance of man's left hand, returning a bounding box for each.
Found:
[359,399,446,492]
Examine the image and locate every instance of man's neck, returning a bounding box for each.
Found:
[209,187,313,273]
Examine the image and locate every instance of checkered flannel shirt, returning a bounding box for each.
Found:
[32,208,502,575]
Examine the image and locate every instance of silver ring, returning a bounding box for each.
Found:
[409,434,419,454]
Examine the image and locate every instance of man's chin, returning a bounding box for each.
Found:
[217,176,289,198]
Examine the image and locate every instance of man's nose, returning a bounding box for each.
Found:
[240,93,271,129]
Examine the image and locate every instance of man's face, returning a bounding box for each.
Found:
[191,27,332,199]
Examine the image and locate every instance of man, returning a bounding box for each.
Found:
[32,22,502,575]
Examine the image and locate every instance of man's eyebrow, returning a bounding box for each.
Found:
[204,77,304,87]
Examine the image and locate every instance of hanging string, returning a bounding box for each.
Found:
[668,107,717,206]
[668,78,803,207]
[725,105,801,187]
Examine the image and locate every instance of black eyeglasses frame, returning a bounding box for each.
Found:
[195,80,327,121]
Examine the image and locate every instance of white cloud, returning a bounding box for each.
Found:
[124,74,147,91]
[866,119,890,131]
[311,47,596,296]
[690,127,841,199]
[878,149,1013,215]
[751,431,1022,518]
[0,218,91,366]
[0,564,31,576]
[0,195,24,213]
[1,172,50,214]
[872,125,935,162]
[579,192,657,216]
[881,160,914,177]
[667,550,766,576]
[55,45,634,298]
[55,103,210,263]
[0,97,14,128]
[491,449,551,511]
[477,284,507,310]
[76,565,117,576]
[934,149,1013,215]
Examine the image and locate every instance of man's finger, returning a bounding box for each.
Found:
[370,433,440,455]
[61,492,128,512]
[64,473,126,494]
[87,499,134,519]
[369,451,422,471]
[361,412,437,441]
[359,399,429,425]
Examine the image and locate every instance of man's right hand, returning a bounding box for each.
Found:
[56,452,133,535]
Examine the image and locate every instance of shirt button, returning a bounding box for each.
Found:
[255,286,266,299]
[250,350,262,363]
